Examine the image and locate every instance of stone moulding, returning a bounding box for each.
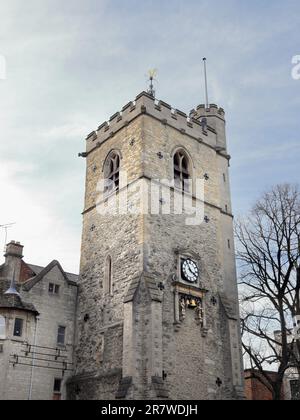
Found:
[219,293,238,321]
[67,368,122,384]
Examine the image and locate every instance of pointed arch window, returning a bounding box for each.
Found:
[104,152,120,195]
[174,150,191,192]
[0,316,5,339]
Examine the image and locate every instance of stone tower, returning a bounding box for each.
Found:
[68,91,244,400]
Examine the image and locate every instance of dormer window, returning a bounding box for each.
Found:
[49,283,60,295]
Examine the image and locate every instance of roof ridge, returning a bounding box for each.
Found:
[23,260,78,291]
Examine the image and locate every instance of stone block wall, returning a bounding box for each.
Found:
[71,91,244,400]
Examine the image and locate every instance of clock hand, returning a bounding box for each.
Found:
[189,266,195,274]
[189,264,197,275]
[185,267,194,279]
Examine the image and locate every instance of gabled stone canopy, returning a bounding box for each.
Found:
[124,272,163,303]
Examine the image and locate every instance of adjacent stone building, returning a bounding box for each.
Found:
[0,241,78,400]
[274,330,300,400]
[68,91,244,400]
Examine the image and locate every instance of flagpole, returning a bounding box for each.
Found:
[203,58,209,108]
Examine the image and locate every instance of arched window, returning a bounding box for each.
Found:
[174,150,191,191]
[104,256,113,295]
[104,152,120,195]
[0,316,6,339]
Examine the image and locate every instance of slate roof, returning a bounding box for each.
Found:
[0,257,78,315]
[0,278,39,315]
[23,260,78,291]
[28,263,78,284]
[0,260,78,286]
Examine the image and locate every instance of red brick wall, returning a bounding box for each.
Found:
[244,370,280,400]
[19,261,36,283]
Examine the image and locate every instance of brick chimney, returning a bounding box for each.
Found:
[3,241,24,283]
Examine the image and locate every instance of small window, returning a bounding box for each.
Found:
[0,316,6,339]
[104,256,113,295]
[57,326,66,345]
[225,205,228,213]
[13,318,23,337]
[228,239,231,249]
[223,173,226,182]
[49,283,60,295]
[53,378,62,400]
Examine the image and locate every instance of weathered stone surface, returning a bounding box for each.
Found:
[70,92,244,400]
[0,247,78,401]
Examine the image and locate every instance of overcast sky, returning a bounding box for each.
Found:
[0,0,299,273]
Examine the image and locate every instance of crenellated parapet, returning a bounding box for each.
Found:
[193,104,227,150]
[84,92,227,155]
[194,104,225,119]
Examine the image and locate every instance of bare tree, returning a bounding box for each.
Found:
[236,184,300,400]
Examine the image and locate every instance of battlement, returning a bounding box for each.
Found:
[193,104,225,120]
[85,91,226,154]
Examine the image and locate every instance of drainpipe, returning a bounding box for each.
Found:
[28,316,39,400]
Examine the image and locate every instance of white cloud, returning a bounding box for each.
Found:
[0,0,299,272]
[0,160,80,273]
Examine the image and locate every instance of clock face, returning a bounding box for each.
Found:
[181,259,199,283]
